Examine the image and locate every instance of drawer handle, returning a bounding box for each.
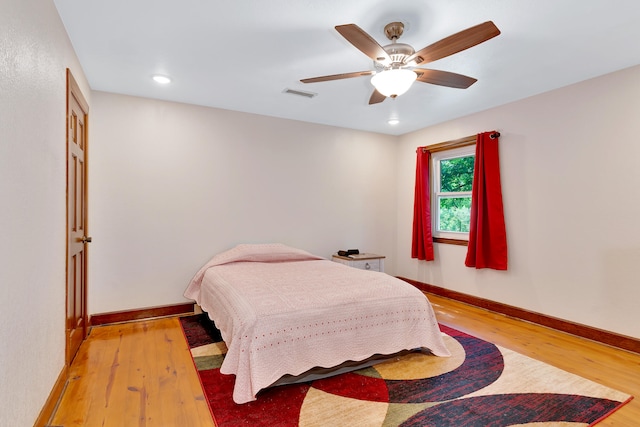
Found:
[365,263,371,270]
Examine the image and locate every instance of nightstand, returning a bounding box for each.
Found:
[332,253,385,272]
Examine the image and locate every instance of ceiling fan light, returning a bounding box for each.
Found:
[371,69,417,97]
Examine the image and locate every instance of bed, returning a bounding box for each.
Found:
[184,243,450,404]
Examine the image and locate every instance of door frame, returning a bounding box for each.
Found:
[65,69,90,366]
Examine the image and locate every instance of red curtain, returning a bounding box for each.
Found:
[411,148,434,261]
[465,132,508,270]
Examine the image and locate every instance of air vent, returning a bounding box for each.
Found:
[283,88,317,98]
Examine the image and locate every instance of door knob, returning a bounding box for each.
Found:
[81,236,92,243]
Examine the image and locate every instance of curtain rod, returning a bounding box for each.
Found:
[420,131,501,153]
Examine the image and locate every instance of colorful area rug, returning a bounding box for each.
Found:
[179,314,632,426]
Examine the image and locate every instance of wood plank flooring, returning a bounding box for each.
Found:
[49,317,215,427]
[49,294,640,426]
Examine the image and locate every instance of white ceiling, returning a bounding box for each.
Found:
[53,0,640,136]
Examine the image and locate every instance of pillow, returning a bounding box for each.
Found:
[208,243,324,267]
[185,244,326,297]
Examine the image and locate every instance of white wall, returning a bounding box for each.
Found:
[396,64,640,339]
[89,92,398,314]
[0,0,91,425]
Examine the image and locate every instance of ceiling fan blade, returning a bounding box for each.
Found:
[407,21,500,65]
[368,89,386,105]
[301,70,374,84]
[335,24,391,64]
[415,69,477,89]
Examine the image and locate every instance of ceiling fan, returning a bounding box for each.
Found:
[301,21,500,105]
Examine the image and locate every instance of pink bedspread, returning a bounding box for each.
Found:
[184,245,450,404]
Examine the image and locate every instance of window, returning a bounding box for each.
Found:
[432,145,475,242]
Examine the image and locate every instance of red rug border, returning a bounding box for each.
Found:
[589,395,634,426]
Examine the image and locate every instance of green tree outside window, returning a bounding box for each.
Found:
[438,156,474,233]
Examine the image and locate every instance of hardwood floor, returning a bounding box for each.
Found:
[49,317,215,427]
[49,295,640,426]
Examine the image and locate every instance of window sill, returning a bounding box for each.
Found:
[433,237,468,246]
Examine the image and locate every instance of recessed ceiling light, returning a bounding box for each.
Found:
[152,75,171,84]
[388,118,400,125]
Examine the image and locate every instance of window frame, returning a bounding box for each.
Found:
[427,135,477,246]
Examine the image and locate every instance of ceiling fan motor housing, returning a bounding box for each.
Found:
[376,22,416,69]
[385,43,415,65]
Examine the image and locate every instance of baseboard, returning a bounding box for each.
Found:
[399,277,640,355]
[90,302,195,326]
[33,365,67,427]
